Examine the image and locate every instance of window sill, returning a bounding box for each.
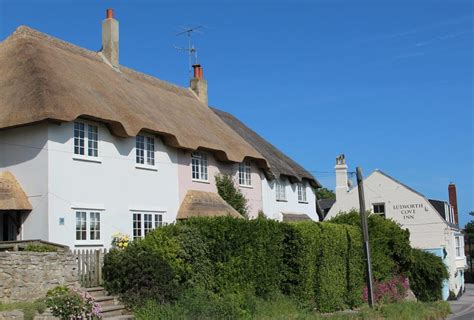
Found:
[135,164,158,171]
[276,199,288,202]
[239,184,253,189]
[73,155,102,163]
[298,201,309,204]
[192,179,210,184]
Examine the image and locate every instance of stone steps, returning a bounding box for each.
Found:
[85,287,134,319]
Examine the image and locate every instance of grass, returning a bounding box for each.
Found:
[0,300,47,320]
[132,288,451,320]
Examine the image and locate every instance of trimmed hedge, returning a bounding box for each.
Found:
[104,214,447,311]
[104,217,364,312]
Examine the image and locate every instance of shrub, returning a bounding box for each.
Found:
[363,275,409,304]
[409,248,448,302]
[103,224,212,305]
[215,174,249,217]
[45,286,101,319]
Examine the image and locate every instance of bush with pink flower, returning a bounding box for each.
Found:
[45,285,102,319]
[363,274,410,305]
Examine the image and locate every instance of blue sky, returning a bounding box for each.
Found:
[1,1,472,225]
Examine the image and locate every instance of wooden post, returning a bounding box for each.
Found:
[95,250,101,287]
[356,167,375,307]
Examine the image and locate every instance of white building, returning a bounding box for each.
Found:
[325,155,467,299]
[0,10,321,249]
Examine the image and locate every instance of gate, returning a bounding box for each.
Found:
[73,249,107,287]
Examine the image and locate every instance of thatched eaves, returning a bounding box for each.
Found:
[0,26,267,166]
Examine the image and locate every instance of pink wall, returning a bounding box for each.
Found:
[177,149,263,218]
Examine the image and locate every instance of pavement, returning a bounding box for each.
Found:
[448,283,474,320]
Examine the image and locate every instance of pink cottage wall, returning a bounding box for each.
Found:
[177,149,263,218]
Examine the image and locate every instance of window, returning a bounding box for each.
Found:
[75,211,101,241]
[191,152,208,181]
[455,236,462,257]
[297,183,307,202]
[74,122,98,157]
[136,135,155,166]
[373,203,386,218]
[238,162,252,186]
[132,212,164,239]
[276,180,286,201]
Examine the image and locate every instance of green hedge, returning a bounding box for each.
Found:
[103,217,364,312]
[103,214,447,311]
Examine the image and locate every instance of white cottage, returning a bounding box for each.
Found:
[325,155,467,299]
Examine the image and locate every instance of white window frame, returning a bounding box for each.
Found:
[297,183,307,203]
[373,203,386,218]
[455,236,463,258]
[74,121,99,158]
[75,210,101,243]
[275,179,287,201]
[136,134,156,169]
[132,212,165,240]
[191,152,209,182]
[238,161,252,187]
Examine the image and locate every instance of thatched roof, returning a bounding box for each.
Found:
[0,172,32,211]
[0,26,267,165]
[177,190,243,219]
[212,108,321,188]
[281,213,312,222]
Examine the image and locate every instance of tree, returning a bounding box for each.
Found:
[465,211,474,236]
[316,187,336,200]
[215,174,249,218]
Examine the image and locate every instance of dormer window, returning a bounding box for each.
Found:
[276,179,287,201]
[74,122,98,157]
[238,162,252,186]
[297,183,307,203]
[136,135,155,166]
[191,152,208,181]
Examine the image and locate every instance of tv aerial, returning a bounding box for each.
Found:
[174,25,204,78]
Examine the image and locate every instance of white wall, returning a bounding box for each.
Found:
[326,170,466,296]
[46,120,180,249]
[0,123,49,240]
[261,175,318,221]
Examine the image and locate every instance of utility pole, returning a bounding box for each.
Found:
[356,167,375,307]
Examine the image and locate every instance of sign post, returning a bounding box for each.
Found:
[356,167,375,307]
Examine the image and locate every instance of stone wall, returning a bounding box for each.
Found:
[0,251,78,303]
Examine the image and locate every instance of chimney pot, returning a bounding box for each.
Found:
[193,64,203,79]
[106,8,114,19]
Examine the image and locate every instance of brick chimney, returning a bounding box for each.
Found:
[101,8,119,67]
[190,64,208,106]
[448,183,459,225]
[335,154,348,200]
